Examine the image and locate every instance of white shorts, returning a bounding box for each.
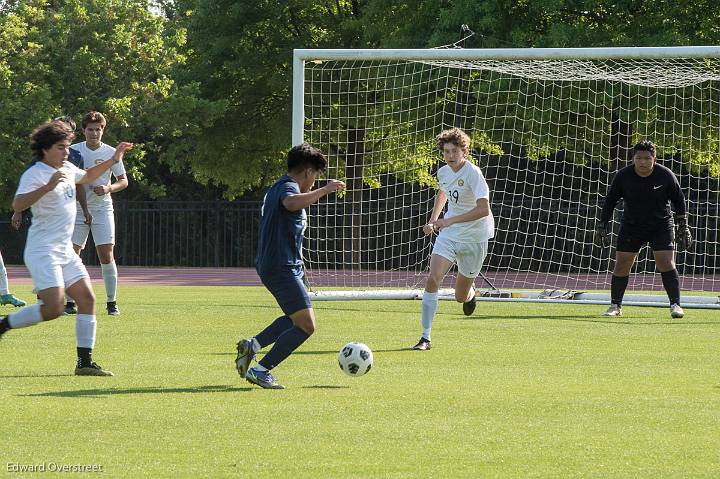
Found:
[72,209,115,248]
[431,235,488,279]
[24,251,89,293]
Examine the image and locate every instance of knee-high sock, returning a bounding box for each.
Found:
[610,275,629,306]
[421,291,439,340]
[661,269,681,305]
[101,261,118,302]
[76,314,97,349]
[7,304,43,329]
[258,326,310,371]
[255,315,292,349]
[0,252,9,295]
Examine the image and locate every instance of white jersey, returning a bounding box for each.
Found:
[436,161,494,243]
[73,141,125,212]
[16,161,86,259]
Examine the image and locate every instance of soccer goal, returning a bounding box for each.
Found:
[293,47,720,308]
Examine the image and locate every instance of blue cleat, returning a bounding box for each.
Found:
[0,294,26,308]
[245,367,284,389]
[235,338,255,378]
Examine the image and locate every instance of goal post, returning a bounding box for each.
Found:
[293,47,720,308]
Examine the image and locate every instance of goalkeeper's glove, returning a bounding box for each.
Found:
[593,222,610,248]
[675,217,693,251]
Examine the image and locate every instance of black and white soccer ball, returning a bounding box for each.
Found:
[338,342,373,377]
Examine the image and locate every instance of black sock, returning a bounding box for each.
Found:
[77,347,92,366]
[610,275,629,306]
[255,315,293,349]
[661,269,681,305]
[258,326,310,370]
[0,316,9,335]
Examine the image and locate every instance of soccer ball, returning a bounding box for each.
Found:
[338,342,373,377]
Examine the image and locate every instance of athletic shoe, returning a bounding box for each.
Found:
[245,367,284,389]
[75,362,114,376]
[412,337,432,351]
[0,294,26,308]
[235,338,255,378]
[107,301,120,316]
[670,303,685,319]
[0,315,8,338]
[462,294,477,316]
[602,304,622,317]
[64,302,77,315]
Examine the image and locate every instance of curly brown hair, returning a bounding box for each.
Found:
[30,122,74,159]
[436,128,471,156]
[82,111,107,129]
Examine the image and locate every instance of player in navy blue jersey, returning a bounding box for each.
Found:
[594,140,692,318]
[235,143,345,389]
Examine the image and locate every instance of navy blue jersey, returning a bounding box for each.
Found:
[600,163,686,226]
[255,175,307,271]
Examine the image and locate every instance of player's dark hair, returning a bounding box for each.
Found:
[632,140,656,157]
[53,115,76,132]
[82,110,107,129]
[287,143,327,172]
[436,128,471,156]
[30,122,74,159]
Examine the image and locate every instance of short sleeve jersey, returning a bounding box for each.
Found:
[437,161,495,243]
[600,163,686,226]
[15,161,86,258]
[255,175,307,271]
[72,141,125,212]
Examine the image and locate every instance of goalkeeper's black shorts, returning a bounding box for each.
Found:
[616,221,674,253]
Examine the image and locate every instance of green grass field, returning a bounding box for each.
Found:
[1,284,718,478]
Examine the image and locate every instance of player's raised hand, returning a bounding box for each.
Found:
[323,179,345,194]
[115,142,134,153]
[593,222,610,248]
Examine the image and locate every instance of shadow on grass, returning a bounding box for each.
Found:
[206,347,409,357]
[459,315,719,325]
[302,385,350,389]
[21,384,252,397]
[0,374,75,378]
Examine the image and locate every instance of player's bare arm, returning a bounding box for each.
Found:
[79,143,133,185]
[12,170,69,212]
[423,190,448,235]
[92,174,128,196]
[433,198,489,230]
[282,179,345,212]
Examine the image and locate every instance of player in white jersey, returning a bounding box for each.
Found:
[412,128,495,351]
[0,121,133,375]
[67,111,128,316]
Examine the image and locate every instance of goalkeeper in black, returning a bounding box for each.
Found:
[594,140,692,318]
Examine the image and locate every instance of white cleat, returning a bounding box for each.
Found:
[602,304,622,317]
[670,303,685,319]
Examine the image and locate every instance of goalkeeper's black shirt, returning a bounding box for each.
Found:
[600,163,686,227]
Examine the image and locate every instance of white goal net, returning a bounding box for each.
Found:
[293,48,720,298]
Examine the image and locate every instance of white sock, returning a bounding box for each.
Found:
[250,337,261,353]
[254,364,268,372]
[7,304,43,329]
[0,253,9,295]
[421,291,439,341]
[101,261,118,302]
[75,314,97,349]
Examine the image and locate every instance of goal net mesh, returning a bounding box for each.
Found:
[301,55,720,293]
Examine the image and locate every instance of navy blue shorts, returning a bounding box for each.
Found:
[616,222,674,253]
[257,265,312,316]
